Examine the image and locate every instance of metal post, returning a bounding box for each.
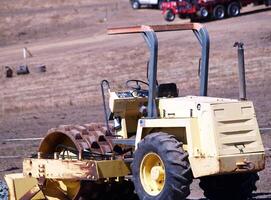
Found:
[100,80,112,135]
[198,28,209,96]
[192,27,209,96]
[142,31,158,118]
[234,42,247,100]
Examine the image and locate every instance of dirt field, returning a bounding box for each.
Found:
[0,0,271,199]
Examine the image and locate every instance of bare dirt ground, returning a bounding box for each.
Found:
[0,0,271,199]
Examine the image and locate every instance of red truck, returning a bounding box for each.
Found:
[162,0,271,21]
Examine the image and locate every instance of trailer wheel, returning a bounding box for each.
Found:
[164,9,176,22]
[212,5,225,19]
[199,172,259,200]
[227,2,240,17]
[132,132,193,200]
[131,0,141,9]
[198,7,209,18]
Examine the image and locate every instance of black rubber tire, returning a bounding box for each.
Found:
[227,2,240,17]
[199,172,259,200]
[198,7,209,18]
[132,132,193,200]
[0,180,8,200]
[212,4,226,19]
[131,0,141,9]
[164,9,176,22]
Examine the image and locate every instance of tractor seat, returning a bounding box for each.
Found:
[157,83,178,98]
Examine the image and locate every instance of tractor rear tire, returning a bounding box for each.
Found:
[164,9,176,22]
[132,132,193,200]
[212,4,226,19]
[227,2,240,17]
[199,172,259,200]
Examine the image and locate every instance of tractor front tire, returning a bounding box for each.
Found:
[199,172,259,200]
[164,9,176,22]
[132,132,193,200]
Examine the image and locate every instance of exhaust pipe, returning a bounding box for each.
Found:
[234,42,246,100]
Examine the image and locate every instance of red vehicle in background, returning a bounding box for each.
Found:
[162,0,271,21]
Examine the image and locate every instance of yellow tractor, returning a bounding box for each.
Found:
[5,23,265,200]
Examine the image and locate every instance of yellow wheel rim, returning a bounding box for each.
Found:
[140,152,166,196]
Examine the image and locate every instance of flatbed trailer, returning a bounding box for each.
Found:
[162,0,271,21]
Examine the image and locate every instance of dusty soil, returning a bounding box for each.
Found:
[0,0,271,199]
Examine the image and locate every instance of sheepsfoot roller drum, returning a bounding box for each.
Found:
[5,123,137,200]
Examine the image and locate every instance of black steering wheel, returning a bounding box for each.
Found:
[126,79,149,91]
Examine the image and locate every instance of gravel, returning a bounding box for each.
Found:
[0,180,8,200]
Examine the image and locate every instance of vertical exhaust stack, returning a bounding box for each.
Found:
[234,42,247,100]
